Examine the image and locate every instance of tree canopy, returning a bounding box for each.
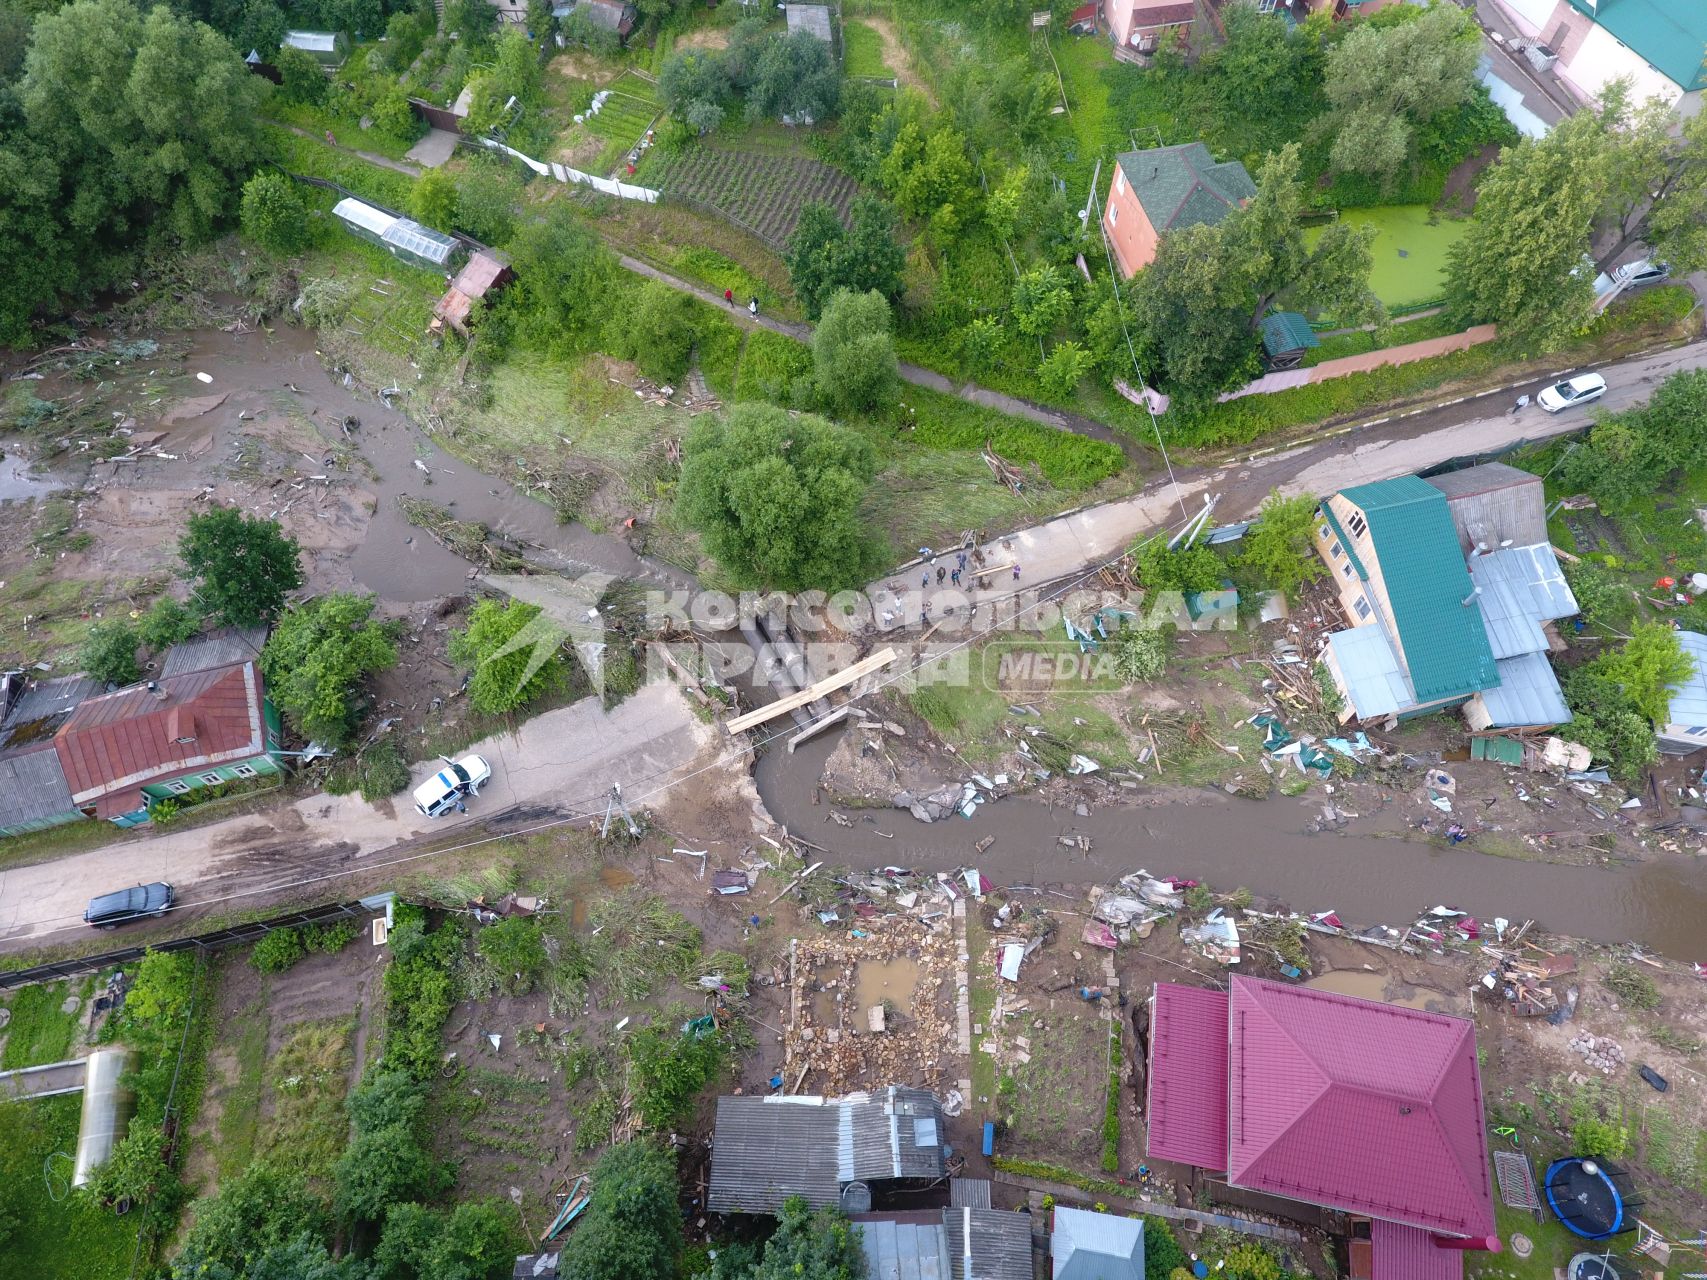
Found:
[558,1142,681,1280]
[80,619,142,687]
[499,202,620,350]
[811,289,898,415]
[1237,489,1326,598]
[1581,81,1707,275]
[1133,144,1379,402]
[178,507,305,628]
[1320,4,1481,186]
[1444,110,1601,351]
[1556,369,1707,510]
[749,1198,867,1280]
[676,404,883,592]
[448,597,572,715]
[786,195,906,320]
[258,593,399,745]
[0,0,268,342]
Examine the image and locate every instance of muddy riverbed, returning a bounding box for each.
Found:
[758,731,1707,960]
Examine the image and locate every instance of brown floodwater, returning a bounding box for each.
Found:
[757,732,1707,961]
[180,327,692,601]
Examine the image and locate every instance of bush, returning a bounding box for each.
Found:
[1604,964,1661,1010]
[1037,341,1090,399]
[1224,1243,1283,1280]
[173,1164,331,1276]
[475,917,550,995]
[455,160,525,245]
[812,289,898,414]
[449,597,571,716]
[382,909,463,1080]
[260,593,399,746]
[275,45,327,106]
[1572,1113,1629,1160]
[627,1022,730,1129]
[80,619,141,687]
[1112,628,1169,682]
[240,172,312,256]
[1135,539,1225,594]
[1144,1218,1188,1278]
[137,596,201,651]
[610,279,698,384]
[305,919,360,953]
[251,928,309,974]
[127,950,196,1023]
[355,739,412,802]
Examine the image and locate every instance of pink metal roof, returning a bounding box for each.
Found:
[1146,983,1229,1169]
[1227,977,1495,1239]
[1370,1221,1464,1280]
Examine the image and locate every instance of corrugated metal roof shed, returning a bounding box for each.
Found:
[1470,545,1575,660]
[160,626,268,679]
[1426,463,1547,555]
[0,748,78,831]
[785,3,833,41]
[1260,311,1319,357]
[1338,477,1497,704]
[1369,1220,1463,1280]
[0,674,100,751]
[1665,631,1707,728]
[1051,1207,1143,1280]
[1327,625,1414,719]
[944,1207,1033,1280]
[1226,976,1495,1239]
[1475,652,1570,728]
[1147,982,1230,1169]
[857,1218,950,1280]
[708,1088,946,1214]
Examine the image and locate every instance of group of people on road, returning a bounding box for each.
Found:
[723,289,758,316]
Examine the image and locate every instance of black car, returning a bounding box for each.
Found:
[84,882,175,929]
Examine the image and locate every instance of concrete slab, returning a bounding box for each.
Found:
[406,129,460,169]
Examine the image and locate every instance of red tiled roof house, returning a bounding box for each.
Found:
[1147,977,1499,1280]
[1102,143,1255,278]
[1104,0,1195,54]
[53,660,285,828]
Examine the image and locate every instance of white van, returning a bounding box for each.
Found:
[413,754,492,817]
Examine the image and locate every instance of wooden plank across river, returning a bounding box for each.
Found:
[724,647,899,735]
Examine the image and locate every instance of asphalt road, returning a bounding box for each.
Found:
[875,337,1707,628]
[0,680,715,951]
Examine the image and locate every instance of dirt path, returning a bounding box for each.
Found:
[856,14,937,107]
[274,122,423,178]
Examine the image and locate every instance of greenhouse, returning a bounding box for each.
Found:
[283,30,350,65]
[332,198,462,272]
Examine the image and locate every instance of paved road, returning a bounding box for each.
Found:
[0,681,714,951]
[874,338,1707,630]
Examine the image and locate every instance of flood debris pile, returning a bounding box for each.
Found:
[396,495,531,574]
[785,904,961,1097]
[1476,923,1579,1019]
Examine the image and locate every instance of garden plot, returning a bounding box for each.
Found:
[653,147,860,246]
[787,913,962,1097]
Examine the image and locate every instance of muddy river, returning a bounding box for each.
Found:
[758,732,1707,961]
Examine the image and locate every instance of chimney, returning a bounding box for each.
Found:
[167,706,197,744]
[147,681,168,701]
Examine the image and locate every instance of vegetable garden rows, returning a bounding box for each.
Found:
[649,148,860,246]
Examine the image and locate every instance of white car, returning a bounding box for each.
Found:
[1614,258,1670,288]
[413,754,492,817]
[1537,372,1607,414]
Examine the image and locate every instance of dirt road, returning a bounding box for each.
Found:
[0,680,714,950]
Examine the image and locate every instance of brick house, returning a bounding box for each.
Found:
[1103,0,1195,54]
[1101,142,1254,278]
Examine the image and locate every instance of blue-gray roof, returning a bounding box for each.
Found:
[1664,632,1707,728]
[1476,652,1570,729]
[161,626,268,679]
[0,673,100,751]
[1328,624,1414,719]
[0,748,77,832]
[857,1219,950,1280]
[1051,1207,1144,1280]
[1260,311,1319,357]
[1470,545,1577,660]
[708,1088,946,1214]
[946,1208,1033,1280]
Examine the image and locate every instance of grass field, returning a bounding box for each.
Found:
[1307,206,1468,311]
[0,1095,137,1278]
[0,978,87,1069]
[843,19,895,78]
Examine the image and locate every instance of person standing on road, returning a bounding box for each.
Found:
[749,296,759,316]
[724,288,734,306]
[950,568,961,587]
[922,571,931,589]
[1012,563,1021,581]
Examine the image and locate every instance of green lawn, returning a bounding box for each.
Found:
[1,979,87,1069]
[0,1095,138,1279]
[842,20,894,78]
[1306,206,1468,312]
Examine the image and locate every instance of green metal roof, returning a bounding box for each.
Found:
[1338,476,1499,704]
[1114,143,1256,235]
[1318,502,1369,582]
[1260,311,1320,357]
[1566,0,1707,92]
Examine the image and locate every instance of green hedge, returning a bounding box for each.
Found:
[266,125,418,214]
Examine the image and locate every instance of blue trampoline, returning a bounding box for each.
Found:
[1544,1158,1642,1240]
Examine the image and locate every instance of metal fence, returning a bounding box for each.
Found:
[0,899,370,991]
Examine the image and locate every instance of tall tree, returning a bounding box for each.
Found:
[178,507,305,627]
[499,202,619,349]
[1586,80,1707,273]
[676,404,882,591]
[259,594,398,745]
[1321,3,1481,185]
[1444,111,1601,351]
[1132,144,1379,402]
[786,196,905,319]
[746,29,840,124]
[659,47,730,134]
[558,1142,681,1280]
[812,289,898,414]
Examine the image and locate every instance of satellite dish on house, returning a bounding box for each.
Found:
[839,1182,872,1214]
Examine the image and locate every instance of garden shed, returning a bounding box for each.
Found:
[1259,311,1319,370]
[283,30,350,65]
[785,3,834,43]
